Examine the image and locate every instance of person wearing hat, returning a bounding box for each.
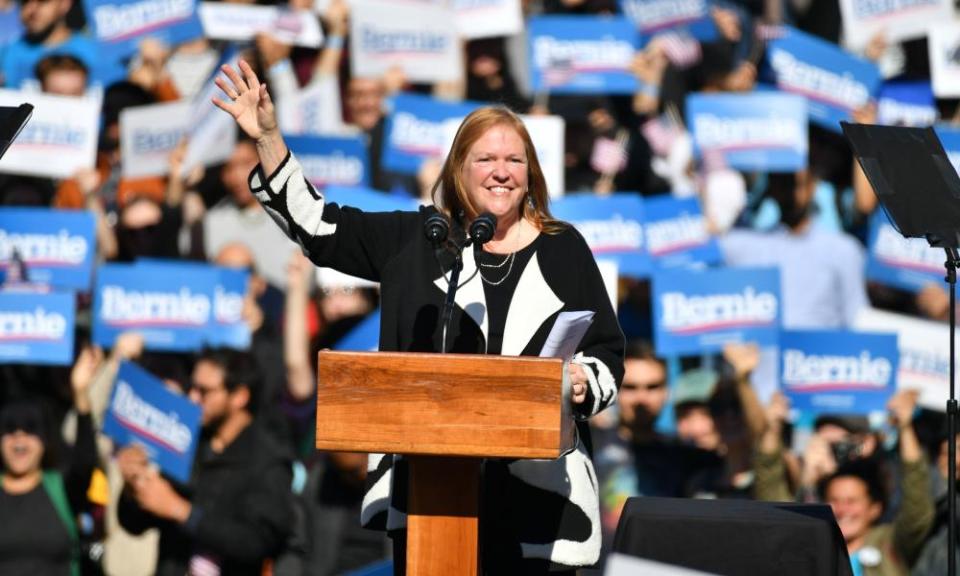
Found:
[0,346,99,576]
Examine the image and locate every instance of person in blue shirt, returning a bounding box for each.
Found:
[1,0,97,89]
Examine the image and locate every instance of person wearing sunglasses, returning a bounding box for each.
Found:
[0,346,100,576]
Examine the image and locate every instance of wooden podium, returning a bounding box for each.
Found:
[316,350,573,575]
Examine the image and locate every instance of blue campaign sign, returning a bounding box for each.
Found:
[550,195,650,277]
[865,210,943,293]
[382,93,481,175]
[82,0,204,60]
[325,186,420,213]
[619,0,717,41]
[286,134,370,189]
[936,125,960,176]
[130,259,251,349]
[0,208,96,291]
[643,195,721,269]
[209,267,250,350]
[877,82,937,127]
[652,267,780,356]
[687,92,808,171]
[763,26,880,133]
[781,330,898,416]
[334,309,380,351]
[93,262,216,352]
[0,291,75,365]
[528,16,641,95]
[102,361,201,483]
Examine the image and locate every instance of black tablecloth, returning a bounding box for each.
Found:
[613,497,853,576]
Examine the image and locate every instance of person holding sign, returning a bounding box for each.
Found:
[214,59,624,573]
[755,390,934,575]
[116,350,294,576]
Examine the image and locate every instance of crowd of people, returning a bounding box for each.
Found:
[1,0,959,574]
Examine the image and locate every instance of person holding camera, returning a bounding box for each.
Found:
[754,390,934,575]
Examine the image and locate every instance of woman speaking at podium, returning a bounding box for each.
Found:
[214,60,624,575]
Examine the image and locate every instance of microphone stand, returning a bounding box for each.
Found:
[439,244,466,354]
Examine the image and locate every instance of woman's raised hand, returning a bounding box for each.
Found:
[212,59,278,141]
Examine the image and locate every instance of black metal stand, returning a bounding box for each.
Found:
[440,250,463,354]
[947,248,959,576]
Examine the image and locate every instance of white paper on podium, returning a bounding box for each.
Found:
[540,310,594,359]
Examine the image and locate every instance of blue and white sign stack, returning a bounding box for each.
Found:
[763,26,881,132]
[83,0,204,60]
[687,92,808,172]
[865,211,944,292]
[877,82,938,127]
[619,0,717,41]
[102,361,202,483]
[643,196,721,269]
[780,330,898,415]
[551,195,649,277]
[652,267,781,356]
[0,209,96,290]
[93,260,251,352]
[286,135,370,189]
[528,16,641,94]
[0,208,94,366]
[383,93,481,175]
[936,125,960,176]
[0,291,76,365]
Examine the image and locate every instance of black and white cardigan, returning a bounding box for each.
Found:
[249,152,625,568]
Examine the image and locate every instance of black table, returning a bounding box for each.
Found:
[613,497,853,576]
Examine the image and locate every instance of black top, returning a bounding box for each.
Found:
[478,235,541,355]
[0,483,72,576]
[119,422,294,576]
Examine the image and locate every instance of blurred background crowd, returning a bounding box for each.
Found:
[1,0,960,574]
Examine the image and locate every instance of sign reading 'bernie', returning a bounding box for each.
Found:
[652,267,781,356]
[102,361,201,483]
[0,208,96,291]
[780,329,898,416]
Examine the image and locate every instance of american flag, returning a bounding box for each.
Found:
[590,130,629,175]
[657,32,701,69]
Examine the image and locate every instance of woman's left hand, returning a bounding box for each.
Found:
[569,362,588,405]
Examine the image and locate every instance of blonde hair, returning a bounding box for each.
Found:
[430,106,566,234]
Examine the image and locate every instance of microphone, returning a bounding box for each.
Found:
[423,213,449,246]
[469,212,497,246]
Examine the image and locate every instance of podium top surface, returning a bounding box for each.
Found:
[314,350,574,459]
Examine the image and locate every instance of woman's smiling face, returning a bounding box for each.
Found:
[461,123,528,229]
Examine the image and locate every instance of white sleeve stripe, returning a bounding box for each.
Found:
[573,355,601,415]
[573,353,617,415]
[267,152,304,198]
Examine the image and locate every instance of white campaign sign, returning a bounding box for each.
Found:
[181,55,239,177]
[120,101,192,178]
[441,113,566,198]
[350,0,461,83]
[855,306,955,411]
[596,258,618,311]
[199,3,323,48]
[840,0,955,48]
[453,0,522,40]
[0,90,100,179]
[929,22,960,98]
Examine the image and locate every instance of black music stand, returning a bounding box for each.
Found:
[842,121,960,576]
[0,103,33,159]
